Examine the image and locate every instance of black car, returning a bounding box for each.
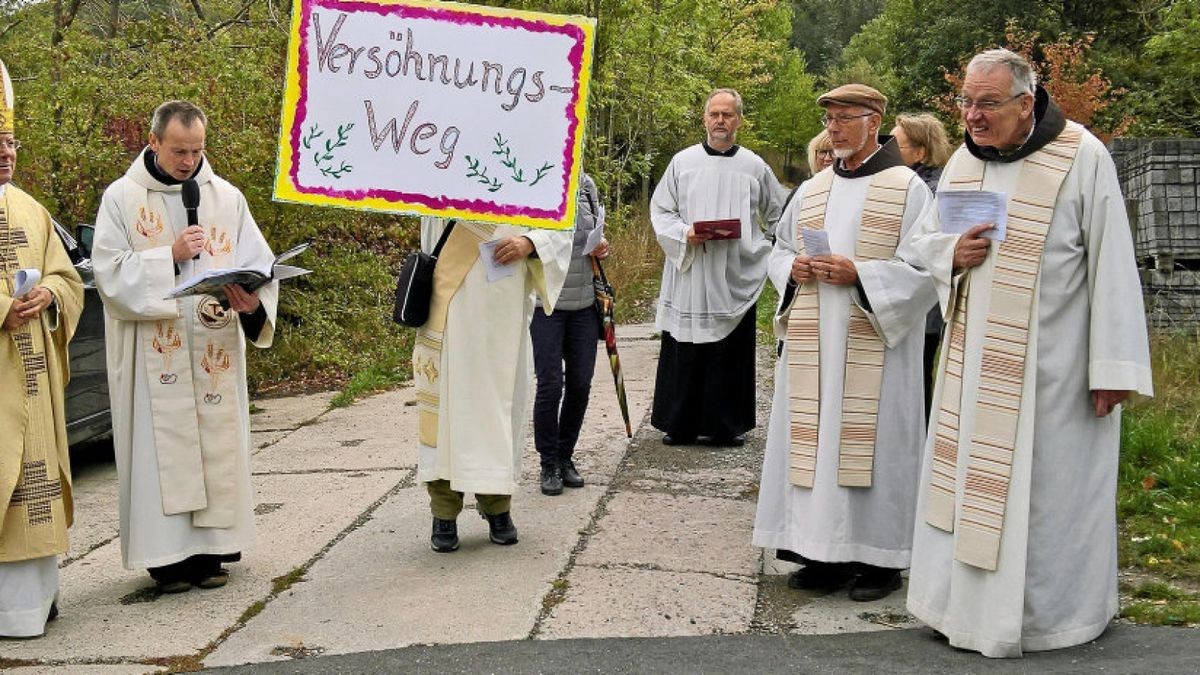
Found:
[54,221,112,445]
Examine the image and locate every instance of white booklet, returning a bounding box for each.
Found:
[799,228,832,257]
[168,242,311,301]
[937,191,1008,241]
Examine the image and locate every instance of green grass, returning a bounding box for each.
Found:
[1117,331,1200,624]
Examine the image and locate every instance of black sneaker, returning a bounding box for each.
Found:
[560,459,584,488]
[431,517,459,553]
[541,464,564,496]
[481,511,519,545]
[662,434,696,446]
[849,566,903,602]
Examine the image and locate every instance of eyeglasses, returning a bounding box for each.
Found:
[0,139,20,151]
[954,93,1025,112]
[820,112,873,127]
[816,150,835,159]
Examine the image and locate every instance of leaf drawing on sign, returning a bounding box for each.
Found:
[307,122,355,180]
[465,155,504,193]
[468,133,557,190]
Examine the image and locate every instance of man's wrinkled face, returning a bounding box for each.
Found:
[704,93,742,147]
[961,67,1034,150]
[0,133,16,186]
[149,118,206,181]
[825,104,874,161]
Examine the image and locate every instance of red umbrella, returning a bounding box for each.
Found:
[591,256,632,438]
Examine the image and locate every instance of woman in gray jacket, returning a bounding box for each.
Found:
[531,172,609,495]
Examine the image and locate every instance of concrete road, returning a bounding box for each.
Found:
[2,324,1195,673]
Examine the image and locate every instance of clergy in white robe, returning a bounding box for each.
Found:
[903,50,1153,657]
[752,83,936,603]
[93,101,278,592]
[416,217,570,552]
[650,88,785,446]
[0,124,85,636]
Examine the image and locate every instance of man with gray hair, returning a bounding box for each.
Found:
[94,100,279,593]
[903,48,1152,656]
[649,88,785,447]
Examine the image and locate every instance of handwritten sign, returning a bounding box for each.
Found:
[275,0,596,230]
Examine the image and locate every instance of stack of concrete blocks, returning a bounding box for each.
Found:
[1110,138,1200,330]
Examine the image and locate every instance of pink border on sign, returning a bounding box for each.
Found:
[290,0,586,220]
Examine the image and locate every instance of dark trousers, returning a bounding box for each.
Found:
[531,307,600,468]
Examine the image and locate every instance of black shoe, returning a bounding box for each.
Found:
[431,517,460,553]
[704,434,745,447]
[149,560,193,594]
[560,459,584,488]
[849,566,903,602]
[47,602,59,621]
[481,511,519,545]
[662,434,696,446]
[540,464,564,496]
[217,552,242,564]
[787,561,854,590]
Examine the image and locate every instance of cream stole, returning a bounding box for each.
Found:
[785,166,911,488]
[925,125,1083,570]
[133,187,242,528]
[414,221,492,447]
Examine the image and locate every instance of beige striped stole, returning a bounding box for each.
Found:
[415,221,493,447]
[925,125,1084,571]
[785,166,912,488]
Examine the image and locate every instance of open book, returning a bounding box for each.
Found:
[167,242,311,301]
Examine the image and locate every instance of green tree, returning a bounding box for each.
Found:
[755,48,822,178]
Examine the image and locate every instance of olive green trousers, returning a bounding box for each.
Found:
[426,480,512,520]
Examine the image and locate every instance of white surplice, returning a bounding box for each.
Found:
[903,124,1154,657]
[752,170,936,568]
[0,556,57,637]
[416,218,571,496]
[93,151,278,570]
[651,144,785,344]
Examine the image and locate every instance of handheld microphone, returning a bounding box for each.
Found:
[181,179,201,260]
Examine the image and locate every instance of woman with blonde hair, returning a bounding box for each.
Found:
[891,113,953,194]
[806,129,835,174]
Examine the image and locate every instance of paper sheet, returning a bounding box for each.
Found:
[479,240,517,283]
[937,190,1008,241]
[582,217,606,256]
[13,269,40,297]
[800,229,832,257]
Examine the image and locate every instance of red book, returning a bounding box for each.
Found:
[692,218,742,240]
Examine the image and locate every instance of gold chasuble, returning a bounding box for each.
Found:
[785,166,911,489]
[414,221,492,447]
[0,187,84,562]
[925,125,1083,571]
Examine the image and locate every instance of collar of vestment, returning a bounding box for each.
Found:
[130,147,213,192]
[702,141,740,157]
[833,135,904,178]
[964,86,1067,163]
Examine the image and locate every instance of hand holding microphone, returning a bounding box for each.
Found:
[174,178,204,262]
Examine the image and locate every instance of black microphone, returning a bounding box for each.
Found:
[181,179,201,260]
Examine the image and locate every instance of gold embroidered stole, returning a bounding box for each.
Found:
[135,188,242,527]
[415,221,492,447]
[785,166,911,488]
[925,125,1083,570]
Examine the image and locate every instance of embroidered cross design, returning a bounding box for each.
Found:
[0,208,30,274]
[12,331,47,396]
[10,459,62,526]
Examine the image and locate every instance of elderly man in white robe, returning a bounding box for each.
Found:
[650,88,785,447]
[0,58,84,638]
[752,84,936,602]
[94,100,279,593]
[903,49,1153,657]
[417,217,571,553]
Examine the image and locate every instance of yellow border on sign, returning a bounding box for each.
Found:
[274,0,596,230]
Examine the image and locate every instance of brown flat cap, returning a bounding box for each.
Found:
[818,83,887,115]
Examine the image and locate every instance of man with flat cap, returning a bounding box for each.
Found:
[752,83,936,601]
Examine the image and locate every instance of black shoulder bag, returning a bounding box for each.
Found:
[392,220,456,328]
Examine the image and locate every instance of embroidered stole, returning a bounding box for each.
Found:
[925,125,1083,570]
[785,166,910,488]
[415,221,492,447]
[134,187,242,528]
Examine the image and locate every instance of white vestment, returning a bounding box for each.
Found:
[93,150,278,570]
[752,168,936,568]
[651,144,785,343]
[0,556,57,637]
[415,218,571,495]
[904,123,1153,657]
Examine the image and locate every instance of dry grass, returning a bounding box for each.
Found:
[601,202,665,324]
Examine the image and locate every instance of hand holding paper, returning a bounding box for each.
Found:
[479,239,518,283]
[13,269,40,298]
[937,190,1008,241]
[800,229,832,257]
